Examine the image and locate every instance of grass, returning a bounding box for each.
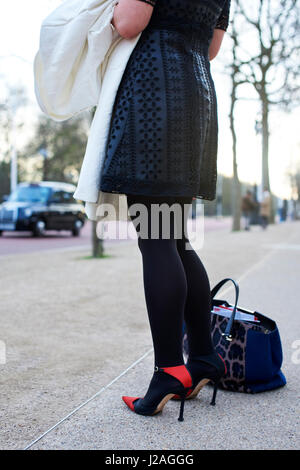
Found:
[76,254,113,260]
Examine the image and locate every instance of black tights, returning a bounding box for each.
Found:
[127,194,214,368]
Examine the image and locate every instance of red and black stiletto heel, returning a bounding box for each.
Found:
[173,352,226,405]
[122,364,192,421]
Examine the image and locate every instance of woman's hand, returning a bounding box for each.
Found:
[209,29,225,61]
[112,0,155,39]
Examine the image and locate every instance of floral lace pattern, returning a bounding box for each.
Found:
[215,0,231,31]
[100,0,231,199]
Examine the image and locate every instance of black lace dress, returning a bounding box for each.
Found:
[99,0,231,200]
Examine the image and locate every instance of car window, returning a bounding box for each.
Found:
[50,190,74,204]
[49,191,63,203]
[9,186,51,203]
[62,191,74,203]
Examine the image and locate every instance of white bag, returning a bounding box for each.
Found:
[34,0,142,221]
[33,0,119,121]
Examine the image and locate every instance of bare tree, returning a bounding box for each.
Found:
[287,146,300,218]
[21,114,89,182]
[228,10,246,231]
[234,0,300,202]
[291,170,300,200]
[0,85,27,192]
[92,219,104,258]
[90,107,105,258]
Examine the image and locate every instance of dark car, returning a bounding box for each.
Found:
[0,182,86,237]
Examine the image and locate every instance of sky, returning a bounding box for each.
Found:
[0,0,299,200]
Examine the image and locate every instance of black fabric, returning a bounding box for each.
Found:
[215,0,231,31]
[136,0,157,6]
[132,371,186,415]
[186,353,226,386]
[127,194,214,368]
[100,0,231,200]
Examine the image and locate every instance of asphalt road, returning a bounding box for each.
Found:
[0,217,231,256]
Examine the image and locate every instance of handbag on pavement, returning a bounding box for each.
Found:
[183,278,286,393]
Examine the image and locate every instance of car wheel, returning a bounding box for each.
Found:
[72,220,83,237]
[32,220,46,237]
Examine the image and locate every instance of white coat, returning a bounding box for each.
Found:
[34,0,142,221]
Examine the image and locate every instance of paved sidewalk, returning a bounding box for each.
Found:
[0,220,299,449]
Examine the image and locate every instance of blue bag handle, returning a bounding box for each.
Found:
[211,278,239,342]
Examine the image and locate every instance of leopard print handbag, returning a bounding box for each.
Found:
[183,278,286,393]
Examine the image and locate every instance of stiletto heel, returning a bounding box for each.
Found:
[210,379,220,406]
[122,364,192,421]
[178,392,187,422]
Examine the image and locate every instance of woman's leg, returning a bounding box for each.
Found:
[127,194,188,367]
[176,207,214,358]
[123,194,221,416]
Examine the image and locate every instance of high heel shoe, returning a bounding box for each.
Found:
[122,364,193,421]
[173,352,226,405]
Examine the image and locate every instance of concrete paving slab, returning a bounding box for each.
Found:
[0,220,299,449]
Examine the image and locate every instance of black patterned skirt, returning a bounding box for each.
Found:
[99,24,218,201]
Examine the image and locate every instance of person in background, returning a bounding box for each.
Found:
[280,199,288,222]
[260,188,272,230]
[241,190,256,231]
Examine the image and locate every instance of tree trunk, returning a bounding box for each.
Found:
[232,141,242,231]
[261,94,275,223]
[43,157,49,181]
[92,220,104,258]
[230,82,241,231]
[261,96,270,193]
[89,106,104,258]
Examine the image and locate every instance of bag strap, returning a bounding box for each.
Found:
[211,278,239,342]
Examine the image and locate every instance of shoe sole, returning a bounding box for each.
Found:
[172,378,211,401]
[152,393,175,414]
[187,378,211,399]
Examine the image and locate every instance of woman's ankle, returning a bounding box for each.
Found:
[187,346,215,359]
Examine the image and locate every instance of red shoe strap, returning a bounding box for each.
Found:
[160,365,192,388]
